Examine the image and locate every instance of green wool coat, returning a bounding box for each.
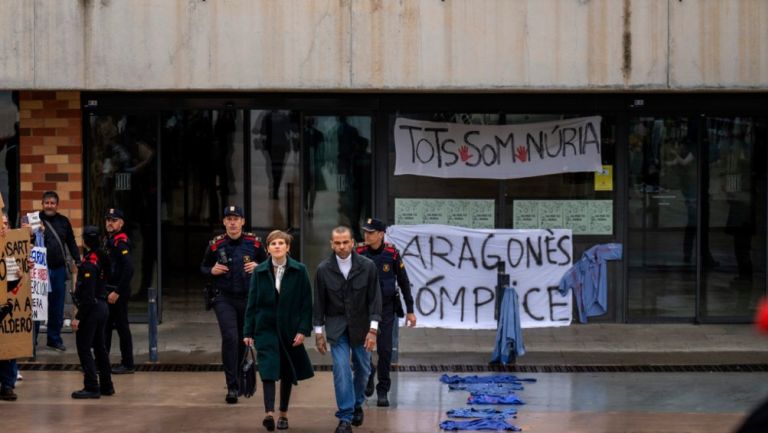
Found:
[243,257,315,383]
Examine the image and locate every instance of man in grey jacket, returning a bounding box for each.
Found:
[314,226,382,433]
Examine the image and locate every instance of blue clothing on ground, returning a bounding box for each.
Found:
[440,374,537,384]
[448,383,524,392]
[558,243,623,323]
[467,393,524,405]
[331,331,371,422]
[490,287,525,364]
[440,419,521,431]
[446,407,518,418]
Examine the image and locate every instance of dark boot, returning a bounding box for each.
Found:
[377,391,390,407]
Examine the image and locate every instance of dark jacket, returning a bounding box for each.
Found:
[74,250,108,320]
[201,233,267,298]
[106,231,134,299]
[243,257,314,383]
[313,251,382,347]
[357,242,415,314]
[39,211,80,269]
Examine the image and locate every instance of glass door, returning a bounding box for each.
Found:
[85,113,159,320]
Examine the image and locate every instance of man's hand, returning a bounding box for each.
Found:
[292,333,305,347]
[211,263,229,276]
[71,319,79,332]
[364,329,377,352]
[315,334,328,355]
[107,292,119,304]
[243,337,254,347]
[405,313,417,327]
[244,261,257,274]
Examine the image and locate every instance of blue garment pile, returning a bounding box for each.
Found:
[439,419,521,431]
[440,374,536,385]
[448,383,524,392]
[467,393,524,405]
[491,287,525,363]
[446,408,518,419]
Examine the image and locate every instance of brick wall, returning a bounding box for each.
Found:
[18,91,83,237]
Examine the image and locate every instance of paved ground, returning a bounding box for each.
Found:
[4,370,766,433]
[28,322,768,366]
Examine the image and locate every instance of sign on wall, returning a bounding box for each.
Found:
[394,116,602,179]
[0,229,33,360]
[387,225,573,329]
[513,200,613,235]
[395,198,495,229]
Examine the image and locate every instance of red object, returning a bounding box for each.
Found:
[755,298,768,334]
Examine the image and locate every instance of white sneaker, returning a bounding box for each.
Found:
[16,372,22,381]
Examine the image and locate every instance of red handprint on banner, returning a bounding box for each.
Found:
[515,145,528,162]
[459,145,471,162]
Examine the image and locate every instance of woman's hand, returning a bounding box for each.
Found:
[243,337,254,347]
[292,333,305,347]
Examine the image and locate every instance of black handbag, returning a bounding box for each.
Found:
[239,346,257,398]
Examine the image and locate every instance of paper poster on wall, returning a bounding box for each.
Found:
[395,199,495,229]
[513,200,613,235]
[0,229,33,360]
[387,225,573,329]
[594,165,613,191]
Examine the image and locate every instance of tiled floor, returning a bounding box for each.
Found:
[4,370,766,433]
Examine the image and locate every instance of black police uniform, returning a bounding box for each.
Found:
[201,230,266,398]
[105,229,135,371]
[356,240,414,399]
[73,250,114,397]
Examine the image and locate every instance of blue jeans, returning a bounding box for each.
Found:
[0,360,17,389]
[331,331,371,422]
[46,266,67,346]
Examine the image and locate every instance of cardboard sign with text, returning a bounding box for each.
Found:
[0,229,33,360]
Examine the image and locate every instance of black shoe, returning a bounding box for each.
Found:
[365,368,375,397]
[226,389,238,404]
[335,421,352,433]
[376,392,390,407]
[351,406,363,426]
[262,415,275,431]
[71,389,100,399]
[0,387,17,401]
[111,365,135,375]
[276,417,288,430]
[47,343,66,352]
[100,386,115,396]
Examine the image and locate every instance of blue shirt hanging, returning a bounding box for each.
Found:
[558,243,623,323]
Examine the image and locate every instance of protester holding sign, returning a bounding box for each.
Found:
[0,213,18,401]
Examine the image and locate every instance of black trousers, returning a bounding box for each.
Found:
[213,296,246,391]
[373,299,396,394]
[106,298,134,369]
[76,300,113,392]
[263,380,293,412]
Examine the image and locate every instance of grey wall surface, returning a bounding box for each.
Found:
[1,0,766,90]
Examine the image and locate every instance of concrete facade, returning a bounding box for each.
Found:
[1,0,766,91]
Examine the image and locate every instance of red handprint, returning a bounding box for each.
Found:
[459,145,471,162]
[515,146,528,162]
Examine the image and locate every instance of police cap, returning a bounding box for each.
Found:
[223,205,244,218]
[362,217,387,232]
[105,208,125,220]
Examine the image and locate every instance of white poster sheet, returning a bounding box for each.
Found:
[387,225,573,329]
[394,116,602,179]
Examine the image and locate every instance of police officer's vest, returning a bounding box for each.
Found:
[74,251,107,307]
[357,242,398,298]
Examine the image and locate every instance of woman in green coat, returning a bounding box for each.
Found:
[244,230,314,431]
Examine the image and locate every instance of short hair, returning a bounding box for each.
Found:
[42,191,59,203]
[331,225,353,239]
[266,230,293,246]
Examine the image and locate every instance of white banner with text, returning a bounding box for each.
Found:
[387,225,573,329]
[394,116,602,179]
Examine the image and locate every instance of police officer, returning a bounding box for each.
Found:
[201,205,267,404]
[357,217,416,407]
[104,208,135,375]
[70,225,114,399]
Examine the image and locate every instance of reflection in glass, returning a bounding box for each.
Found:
[303,116,372,276]
[703,117,766,317]
[0,92,18,220]
[628,117,697,318]
[86,114,158,310]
